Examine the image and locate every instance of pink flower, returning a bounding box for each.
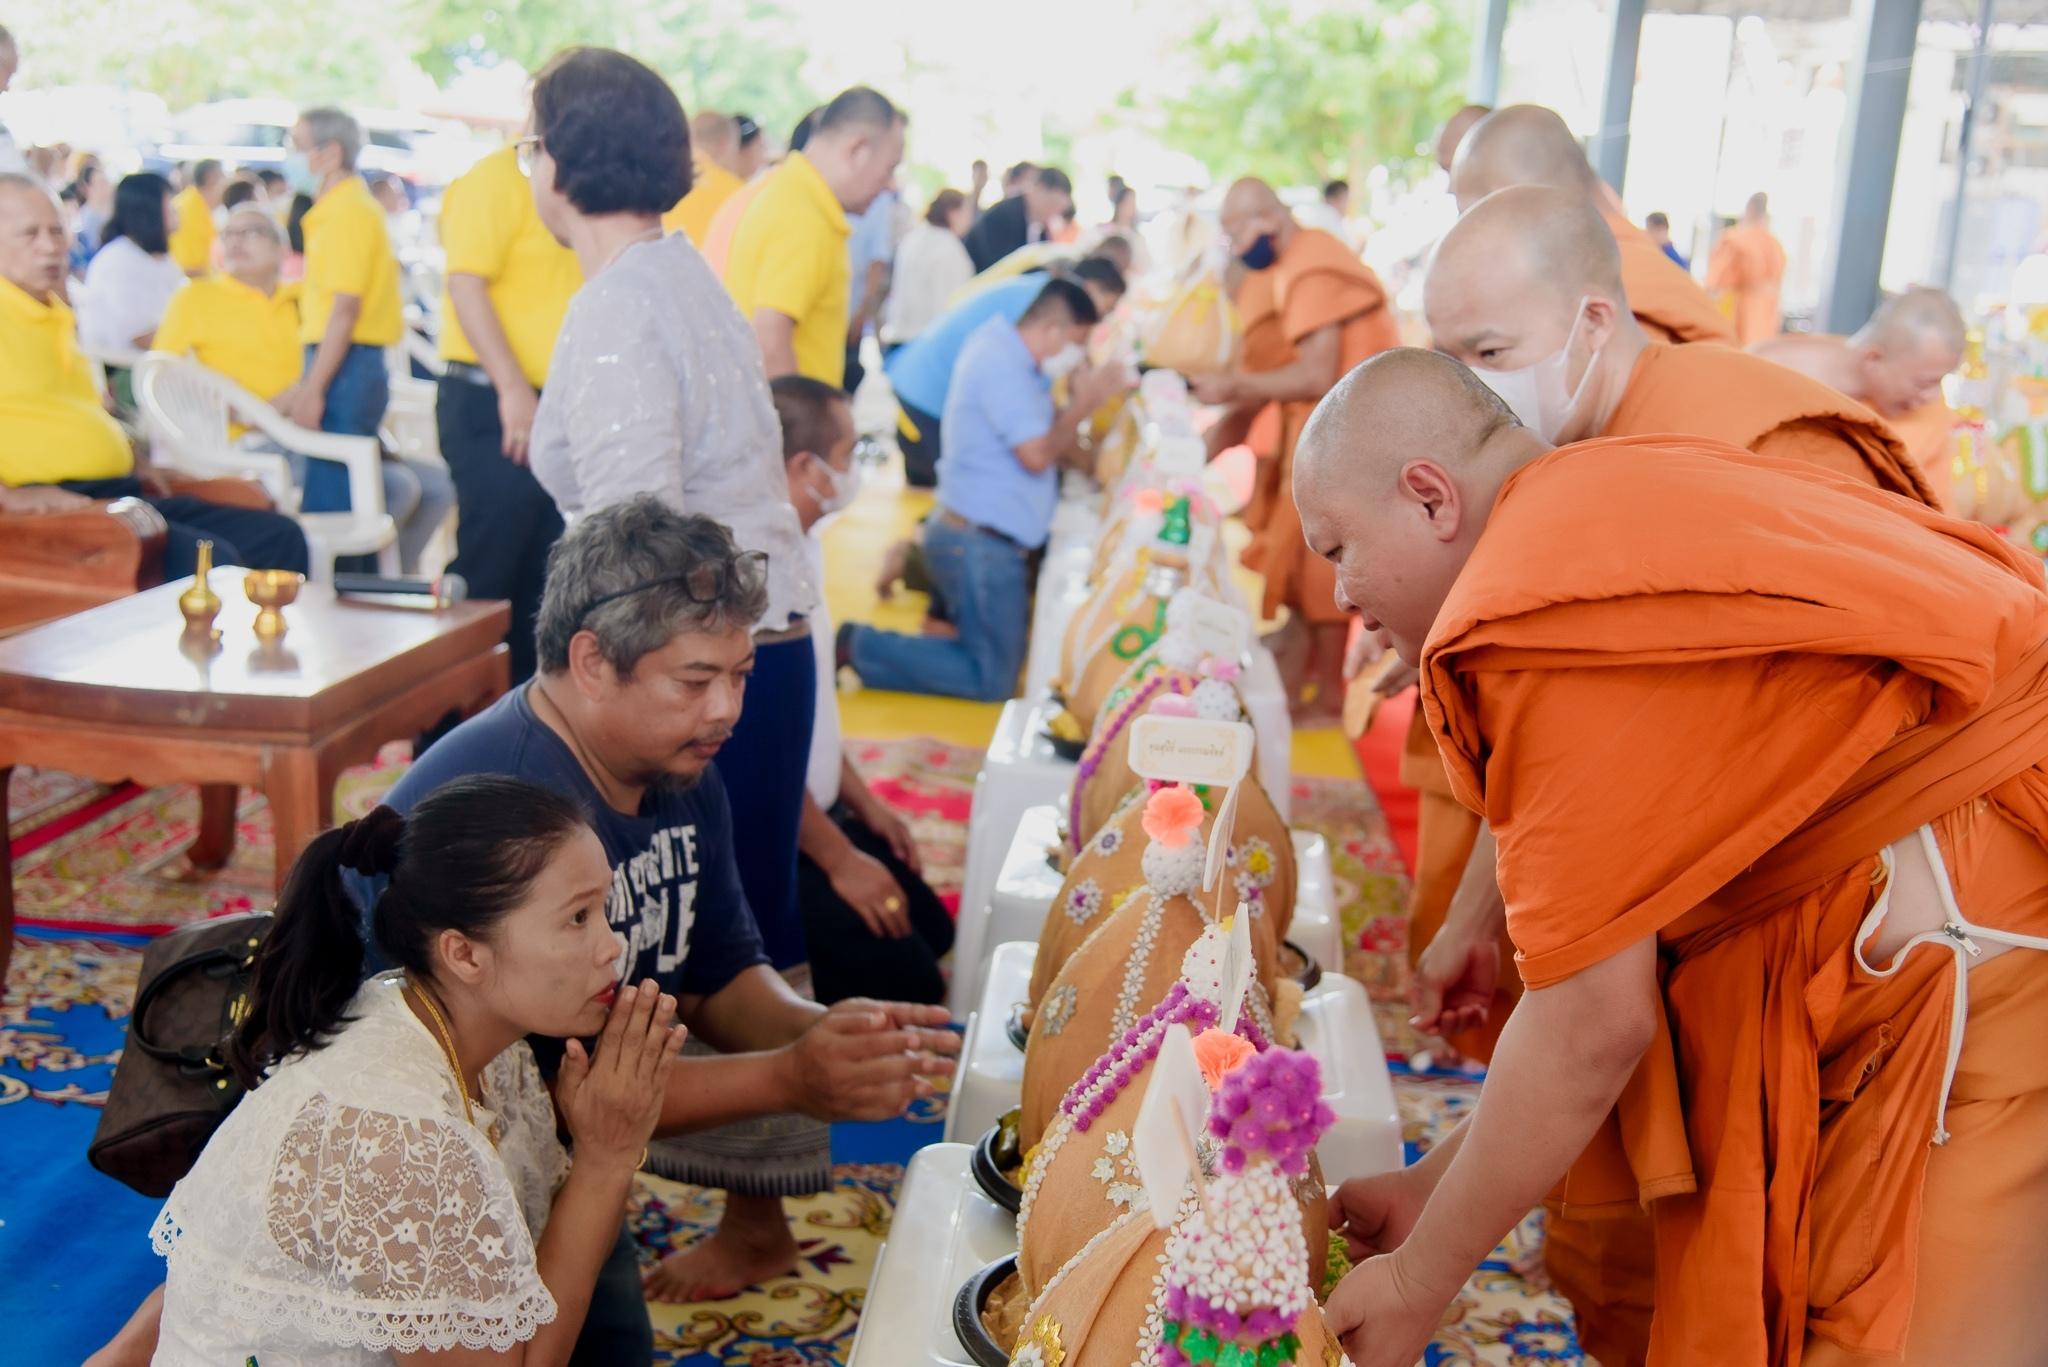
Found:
[1191,1028,1257,1090]
[1149,694,1196,718]
[1198,657,1241,682]
[1142,785,1206,848]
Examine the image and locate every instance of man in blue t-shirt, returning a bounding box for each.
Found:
[390,498,958,1357]
[843,279,1133,701]
[883,253,1126,487]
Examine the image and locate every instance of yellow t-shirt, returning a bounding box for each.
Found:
[153,275,304,403]
[720,152,851,386]
[0,278,134,485]
[167,185,216,274]
[662,158,743,248]
[438,146,582,388]
[300,176,403,348]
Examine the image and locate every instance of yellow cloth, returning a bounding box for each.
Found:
[662,157,742,247]
[437,146,581,387]
[299,176,402,347]
[721,151,851,385]
[167,186,216,274]
[0,278,133,485]
[154,276,303,403]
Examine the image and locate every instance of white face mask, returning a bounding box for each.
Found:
[1470,300,1601,445]
[814,456,862,515]
[1042,343,1086,380]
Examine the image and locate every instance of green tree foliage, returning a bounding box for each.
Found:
[1156,0,1471,190]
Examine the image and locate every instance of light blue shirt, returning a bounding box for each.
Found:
[937,317,1058,549]
[847,191,896,322]
[883,272,1047,416]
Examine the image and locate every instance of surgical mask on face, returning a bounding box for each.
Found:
[1469,300,1601,444]
[282,150,321,198]
[1238,233,1278,271]
[815,456,862,515]
[1042,343,1086,380]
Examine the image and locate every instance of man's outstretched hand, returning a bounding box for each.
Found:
[784,998,958,1121]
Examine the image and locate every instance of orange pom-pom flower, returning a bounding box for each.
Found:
[1141,784,1206,848]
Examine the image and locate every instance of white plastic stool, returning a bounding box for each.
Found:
[1023,548,1097,699]
[1294,971,1403,1183]
[943,941,1038,1145]
[951,805,1065,1018]
[954,699,1075,1008]
[1288,830,1342,977]
[1241,644,1293,822]
[844,1142,1017,1367]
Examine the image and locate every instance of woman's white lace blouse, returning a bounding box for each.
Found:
[150,974,571,1365]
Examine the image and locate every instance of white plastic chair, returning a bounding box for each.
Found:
[132,353,397,583]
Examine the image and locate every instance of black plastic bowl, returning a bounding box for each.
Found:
[1283,938,1324,995]
[1004,1001,1032,1052]
[971,1123,1025,1214]
[1044,728,1086,762]
[952,1253,1022,1367]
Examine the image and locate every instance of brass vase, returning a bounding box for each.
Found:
[178,541,222,635]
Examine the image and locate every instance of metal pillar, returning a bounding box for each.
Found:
[1469,0,1509,107]
[1589,0,1646,193]
[1822,0,1924,334]
[1940,0,1995,289]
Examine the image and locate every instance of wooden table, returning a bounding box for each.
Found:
[0,570,509,981]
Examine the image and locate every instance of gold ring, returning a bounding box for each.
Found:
[885,897,903,912]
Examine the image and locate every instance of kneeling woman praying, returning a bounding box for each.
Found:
[149,775,685,1364]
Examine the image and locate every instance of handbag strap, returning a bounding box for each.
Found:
[130,940,260,1072]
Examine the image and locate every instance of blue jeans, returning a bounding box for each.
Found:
[845,516,1031,701]
[299,342,389,515]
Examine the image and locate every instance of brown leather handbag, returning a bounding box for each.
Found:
[88,911,270,1198]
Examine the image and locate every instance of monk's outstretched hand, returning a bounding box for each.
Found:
[1325,1252,1458,1367]
[1410,923,1499,1040]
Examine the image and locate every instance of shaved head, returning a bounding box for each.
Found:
[1846,286,1968,417]
[1436,103,1491,172]
[1219,175,1292,259]
[692,111,740,167]
[1449,104,1598,213]
[1423,185,1644,443]
[1295,349,1540,663]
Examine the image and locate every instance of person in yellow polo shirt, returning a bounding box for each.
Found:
[662,110,745,247]
[0,174,308,576]
[722,87,904,385]
[153,205,453,576]
[167,160,224,277]
[285,107,401,443]
[437,140,582,680]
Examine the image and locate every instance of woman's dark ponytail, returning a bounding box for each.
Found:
[227,807,401,1087]
[227,778,589,1087]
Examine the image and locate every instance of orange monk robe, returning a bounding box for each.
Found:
[662,157,743,247]
[1422,433,2048,1365]
[1887,397,1962,510]
[1707,220,1788,345]
[1237,227,1399,625]
[1601,208,1735,346]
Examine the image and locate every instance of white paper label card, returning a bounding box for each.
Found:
[1133,1023,1213,1228]
[1153,432,1207,479]
[1177,592,1249,663]
[1217,905,1255,1036]
[1128,716,1254,788]
[1202,779,1242,892]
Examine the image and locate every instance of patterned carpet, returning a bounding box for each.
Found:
[1,735,1582,1367]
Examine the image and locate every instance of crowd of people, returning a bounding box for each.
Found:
[6,10,2034,1364]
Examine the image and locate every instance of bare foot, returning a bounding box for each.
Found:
[642,1213,799,1303]
[875,539,910,601]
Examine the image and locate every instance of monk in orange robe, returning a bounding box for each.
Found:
[1753,286,1968,506]
[1410,185,1942,1365]
[1191,176,1398,717]
[1449,104,1733,346]
[1709,191,1789,345]
[1305,348,2048,1367]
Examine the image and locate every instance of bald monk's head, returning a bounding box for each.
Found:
[1435,103,1490,173]
[1424,184,1647,445]
[1850,287,1967,417]
[1296,349,1546,664]
[1744,191,1769,223]
[1448,104,1598,213]
[1219,176,1295,268]
[692,111,742,174]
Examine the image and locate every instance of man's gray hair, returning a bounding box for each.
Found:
[299,106,363,171]
[535,495,768,676]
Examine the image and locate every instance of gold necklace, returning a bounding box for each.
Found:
[407,980,495,1146]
